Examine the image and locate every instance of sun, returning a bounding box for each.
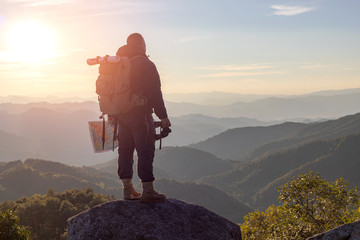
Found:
[7,20,57,62]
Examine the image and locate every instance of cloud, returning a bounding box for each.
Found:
[50,1,169,20]
[300,63,360,72]
[6,0,73,6]
[196,64,273,71]
[271,5,314,16]
[197,64,284,78]
[201,71,285,78]
[176,34,213,43]
[177,36,204,43]
[300,64,331,69]
[341,67,360,71]
[56,10,131,20]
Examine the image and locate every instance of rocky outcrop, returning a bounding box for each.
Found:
[67,198,242,240]
[307,219,360,240]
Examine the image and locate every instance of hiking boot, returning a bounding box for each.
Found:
[122,179,141,200]
[140,181,166,203]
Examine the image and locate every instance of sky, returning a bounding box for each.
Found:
[0,0,359,98]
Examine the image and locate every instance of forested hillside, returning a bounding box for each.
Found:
[93,146,239,182]
[1,107,360,232]
[201,132,360,209]
[0,188,115,239]
[0,159,119,202]
[166,114,272,146]
[190,122,304,160]
[191,112,360,161]
[252,132,360,208]
[0,158,249,223]
[244,112,360,161]
[154,147,237,181]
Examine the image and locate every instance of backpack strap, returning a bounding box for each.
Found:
[112,117,118,151]
[130,55,147,62]
[159,128,163,150]
[99,114,106,150]
[128,55,148,104]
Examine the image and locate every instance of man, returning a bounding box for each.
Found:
[115,33,171,203]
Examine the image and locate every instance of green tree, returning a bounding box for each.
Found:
[241,172,360,240]
[0,209,32,240]
[0,188,115,240]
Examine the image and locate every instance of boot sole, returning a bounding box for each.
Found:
[139,198,166,203]
[124,198,141,200]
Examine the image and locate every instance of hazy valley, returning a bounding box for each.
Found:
[1,89,360,165]
[1,88,360,224]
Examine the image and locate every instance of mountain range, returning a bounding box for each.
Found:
[191,112,360,161]
[93,147,239,182]
[1,89,360,165]
[0,158,250,223]
[93,111,360,211]
[0,111,359,221]
[200,131,360,209]
[0,106,115,165]
[0,103,274,165]
[165,91,360,119]
[190,122,305,160]
[93,110,360,210]
[1,89,360,218]
[1,88,359,105]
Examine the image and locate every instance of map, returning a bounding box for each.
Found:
[88,121,118,153]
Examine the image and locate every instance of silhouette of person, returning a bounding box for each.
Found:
[115,33,170,202]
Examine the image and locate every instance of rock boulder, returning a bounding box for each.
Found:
[307,219,360,240]
[67,198,242,240]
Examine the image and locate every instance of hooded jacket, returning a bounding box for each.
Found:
[116,45,168,119]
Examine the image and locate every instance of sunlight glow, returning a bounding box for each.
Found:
[6,21,57,62]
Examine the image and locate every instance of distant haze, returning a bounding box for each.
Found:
[1,87,360,105]
[1,88,360,166]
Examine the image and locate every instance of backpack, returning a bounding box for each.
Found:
[91,55,146,115]
[87,55,147,150]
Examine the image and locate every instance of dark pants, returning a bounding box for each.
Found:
[117,110,156,182]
